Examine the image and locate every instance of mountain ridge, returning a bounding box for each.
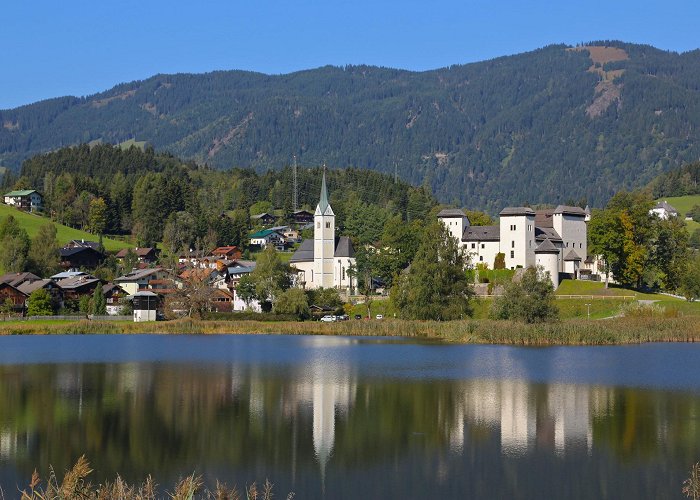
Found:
[2,41,700,211]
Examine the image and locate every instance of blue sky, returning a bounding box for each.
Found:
[2,0,699,109]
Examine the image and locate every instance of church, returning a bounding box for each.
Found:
[290,171,356,292]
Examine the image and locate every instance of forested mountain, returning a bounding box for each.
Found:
[2,41,700,211]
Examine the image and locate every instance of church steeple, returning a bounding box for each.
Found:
[317,167,330,215]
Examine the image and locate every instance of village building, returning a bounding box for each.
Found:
[251,212,277,226]
[650,200,679,220]
[0,282,27,314]
[55,275,102,303]
[3,190,43,212]
[290,210,314,225]
[131,291,159,322]
[114,268,172,295]
[16,279,62,310]
[439,205,588,289]
[249,228,285,248]
[290,171,356,292]
[103,283,128,315]
[59,245,105,270]
[115,247,159,265]
[211,246,242,260]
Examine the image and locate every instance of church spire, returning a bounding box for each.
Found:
[318,166,329,214]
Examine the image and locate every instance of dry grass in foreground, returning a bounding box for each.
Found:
[0,314,698,345]
[2,456,291,500]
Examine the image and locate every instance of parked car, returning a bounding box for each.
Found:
[320,315,336,322]
[375,314,384,320]
[354,314,362,320]
[336,314,349,321]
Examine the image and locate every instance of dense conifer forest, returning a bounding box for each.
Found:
[2,42,700,210]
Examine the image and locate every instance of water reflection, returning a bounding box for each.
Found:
[0,337,698,499]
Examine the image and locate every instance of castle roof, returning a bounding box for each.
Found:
[553,205,587,216]
[437,208,467,218]
[564,249,582,261]
[462,225,500,241]
[500,207,535,216]
[535,238,559,253]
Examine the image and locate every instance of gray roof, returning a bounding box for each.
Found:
[17,279,54,295]
[564,249,582,261]
[437,208,467,218]
[289,239,314,263]
[0,272,41,287]
[462,225,500,241]
[335,236,355,258]
[653,201,678,214]
[553,205,587,216]
[535,227,562,242]
[318,170,330,215]
[115,268,163,282]
[500,207,535,216]
[51,271,88,280]
[535,238,559,253]
[289,237,355,263]
[56,275,100,290]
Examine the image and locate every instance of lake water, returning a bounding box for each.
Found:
[0,334,699,499]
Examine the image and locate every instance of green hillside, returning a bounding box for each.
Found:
[657,195,700,232]
[0,204,132,252]
[3,42,700,210]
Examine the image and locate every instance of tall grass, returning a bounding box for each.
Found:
[684,462,700,500]
[0,315,698,345]
[9,455,290,500]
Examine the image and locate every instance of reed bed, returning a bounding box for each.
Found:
[0,315,698,345]
[7,455,290,500]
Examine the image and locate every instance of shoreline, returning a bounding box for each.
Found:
[0,316,697,345]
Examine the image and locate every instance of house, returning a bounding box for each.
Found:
[55,275,102,303]
[65,240,101,250]
[0,272,41,288]
[291,210,314,225]
[130,291,159,322]
[650,201,679,220]
[59,245,105,270]
[211,288,235,313]
[439,204,588,289]
[114,268,172,295]
[289,171,356,292]
[103,283,128,315]
[0,282,27,314]
[3,190,43,212]
[16,279,62,311]
[249,228,284,248]
[211,246,242,260]
[115,247,159,265]
[251,212,277,226]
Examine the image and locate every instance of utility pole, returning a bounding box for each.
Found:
[394,161,398,183]
[292,155,298,212]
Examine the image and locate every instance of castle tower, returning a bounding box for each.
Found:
[314,170,335,288]
[535,238,560,289]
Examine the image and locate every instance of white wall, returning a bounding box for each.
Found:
[500,215,535,270]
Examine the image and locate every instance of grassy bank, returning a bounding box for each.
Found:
[0,315,698,345]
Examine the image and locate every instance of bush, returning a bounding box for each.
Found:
[490,267,558,323]
[27,289,53,316]
[494,252,506,270]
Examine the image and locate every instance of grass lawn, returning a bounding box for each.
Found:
[555,279,635,297]
[0,204,133,253]
[658,195,700,232]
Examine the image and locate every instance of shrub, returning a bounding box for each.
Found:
[490,267,558,323]
[27,289,54,316]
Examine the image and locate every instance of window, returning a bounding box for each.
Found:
[481,243,485,249]
[325,222,331,229]
[511,241,515,248]
[471,243,476,249]
[479,256,483,261]
[316,222,320,229]
[342,266,345,280]
[510,251,514,259]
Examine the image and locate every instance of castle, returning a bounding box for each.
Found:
[290,171,356,292]
[438,205,590,289]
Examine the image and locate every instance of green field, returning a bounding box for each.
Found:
[0,204,133,253]
[657,195,700,232]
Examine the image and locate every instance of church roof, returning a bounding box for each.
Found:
[289,237,355,263]
[318,170,330,214]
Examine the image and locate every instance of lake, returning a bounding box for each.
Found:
[0,334,698,499]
